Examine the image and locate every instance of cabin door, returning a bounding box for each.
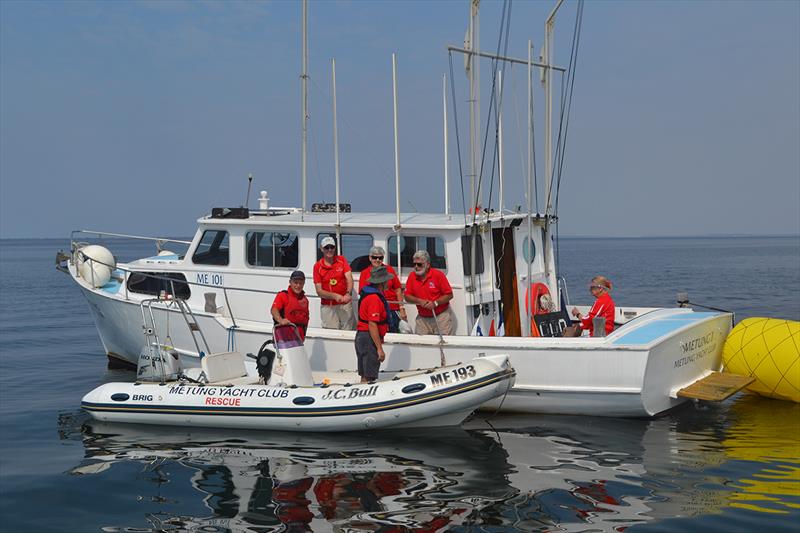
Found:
[492,227,521,336]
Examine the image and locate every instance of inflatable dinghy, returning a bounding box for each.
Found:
[82,326,516,431]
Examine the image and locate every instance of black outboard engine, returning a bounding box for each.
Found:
[256,339,276,383]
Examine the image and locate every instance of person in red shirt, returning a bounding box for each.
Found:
[358,246,406,331]
[404,250,456,335]
[356,265,392,383]
[270,270,310,341]
[313,236,355,330]
[566,275,616,337]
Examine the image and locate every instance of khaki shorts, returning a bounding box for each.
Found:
[321,302,355,330]
[415,306,456,336]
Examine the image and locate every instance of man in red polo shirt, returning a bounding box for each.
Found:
[358,246,406,331]
[270,270,310,341]
[356,265,392,383]
[404,250,456,335]
[313,236,355,330]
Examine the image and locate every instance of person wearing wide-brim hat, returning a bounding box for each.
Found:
[354,265,393,383]
[358,246,406,331]
[271,270,310,341]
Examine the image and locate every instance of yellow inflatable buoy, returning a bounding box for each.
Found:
[722,318,800,403]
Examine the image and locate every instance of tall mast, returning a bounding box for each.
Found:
[544,0,564,217]
[301,0,308,218]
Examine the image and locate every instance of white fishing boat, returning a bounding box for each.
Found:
[60,1,745,418]
[82,325,515,431]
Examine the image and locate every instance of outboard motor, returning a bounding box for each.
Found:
[136,344,181,382]
[256,340,276,383]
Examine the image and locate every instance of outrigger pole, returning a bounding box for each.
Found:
[526,39,533,336]
[443,74,450,217]
[301,0,308,219]
[498,70,504,214]
[332,59,342,246]
[542,0,565,290]
[392,53,403,281]
[392,54,401,231]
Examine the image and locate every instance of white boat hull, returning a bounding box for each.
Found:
[76,277,731,418]
[82,355,515,432]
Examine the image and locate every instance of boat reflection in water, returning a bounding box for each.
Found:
[72,422,514,532]
[67,393,799,532]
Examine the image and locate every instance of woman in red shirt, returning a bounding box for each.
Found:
[567,275,615,337]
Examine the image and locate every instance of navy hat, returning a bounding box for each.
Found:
[290,270,306,281]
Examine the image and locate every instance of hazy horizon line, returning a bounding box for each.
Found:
[1,233,798,242]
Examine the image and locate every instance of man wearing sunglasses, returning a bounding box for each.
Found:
[404,250,455,335]
[358,246,406,331]
[313,236,355,330]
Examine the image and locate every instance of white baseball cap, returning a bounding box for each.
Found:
[320,236,336,249]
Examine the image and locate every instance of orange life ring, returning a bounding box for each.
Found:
[525,283,551,337]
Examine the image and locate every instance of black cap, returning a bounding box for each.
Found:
[290,270,306,281]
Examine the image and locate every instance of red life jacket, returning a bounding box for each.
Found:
[277,290,310,326]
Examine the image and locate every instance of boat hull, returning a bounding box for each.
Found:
[82,356,515,432]
[75,278,731,418]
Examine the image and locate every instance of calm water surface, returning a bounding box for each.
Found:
[0,237,798,532]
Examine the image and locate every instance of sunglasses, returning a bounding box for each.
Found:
[589,284,604,290]
[322,245,335,250]
[370,255,384,260]
[413,262,425,267]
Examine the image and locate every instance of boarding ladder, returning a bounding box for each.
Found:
[140,295,212,381]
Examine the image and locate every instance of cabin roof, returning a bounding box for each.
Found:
[197,209,540,231]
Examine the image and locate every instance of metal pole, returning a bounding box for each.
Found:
[301,0,308,218]
[392,54,403,284]
[526,40,533,337]
[446,46,565,72]
[498,69,504,214]
[544,0,564,217]
[392,53,400,230]
[468,0,479,212]
[443,73,450,216]
[332,59,341,239]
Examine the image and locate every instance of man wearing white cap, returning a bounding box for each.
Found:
[313,236,355,330]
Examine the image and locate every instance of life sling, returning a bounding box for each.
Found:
[358,286,399,333]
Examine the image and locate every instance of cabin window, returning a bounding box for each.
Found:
[192,230,229,266]
[316,233,374,272]
[387,235,446,271]
[522,236,536,263]
[461,234,485,275]
[126,272,191,299]
[246,231,299,268]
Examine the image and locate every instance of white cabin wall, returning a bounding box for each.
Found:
[514,219,556,336]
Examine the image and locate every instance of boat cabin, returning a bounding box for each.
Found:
[123,204,558,337]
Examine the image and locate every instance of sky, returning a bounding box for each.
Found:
[1,0,798,239]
